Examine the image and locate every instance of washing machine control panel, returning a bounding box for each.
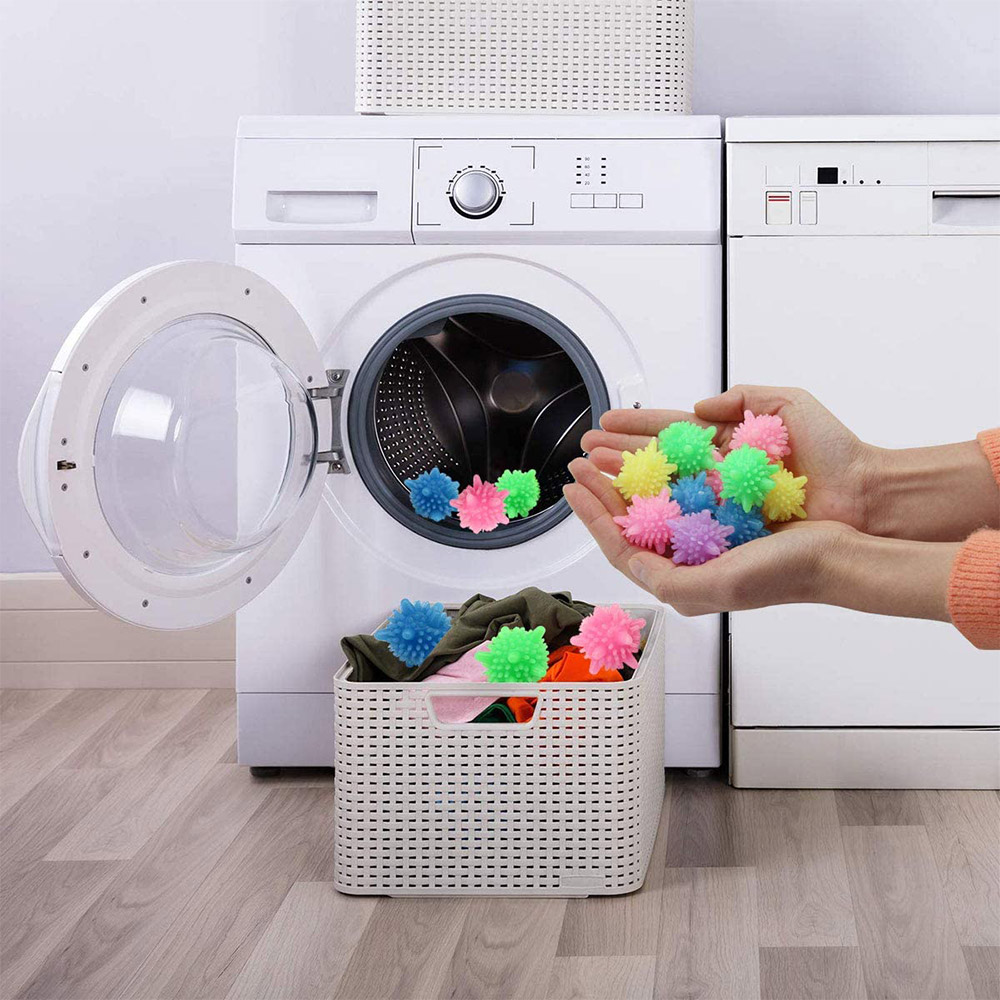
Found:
[412,138,720,244]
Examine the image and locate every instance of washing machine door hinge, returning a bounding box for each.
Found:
[310,369,351,474]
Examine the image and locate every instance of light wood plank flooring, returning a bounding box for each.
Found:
[1,689,997,1000]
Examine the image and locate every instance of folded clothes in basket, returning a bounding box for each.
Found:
[341,587,596,682]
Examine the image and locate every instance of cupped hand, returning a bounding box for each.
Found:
[580,385,877,532]
[564,456,859,616]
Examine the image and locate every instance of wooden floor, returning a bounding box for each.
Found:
[1,689,997,1000]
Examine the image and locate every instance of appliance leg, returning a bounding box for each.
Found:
[249,766,281,778]
[685,768,714,778]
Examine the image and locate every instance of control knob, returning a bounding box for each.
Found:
[449,169,502,219]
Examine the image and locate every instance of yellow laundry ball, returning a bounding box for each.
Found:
[762,467,808,522]
[613,441,677,501]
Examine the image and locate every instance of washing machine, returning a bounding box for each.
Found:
[726,115,1000,788]
[19,115,723,771]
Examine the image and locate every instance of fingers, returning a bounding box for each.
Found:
[567,457,628,516]
[694,385,804,423]
[598,408,708,436]
[587,447,626,476]
[580,429,654,456]
[563,482,643,587]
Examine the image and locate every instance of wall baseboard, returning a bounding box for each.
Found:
[0,573,234,688]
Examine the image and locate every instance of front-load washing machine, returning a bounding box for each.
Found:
[19,115,723,771]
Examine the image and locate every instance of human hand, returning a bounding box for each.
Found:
[563,456,858,615]
[580,385,876,531]
[564,455,957,621]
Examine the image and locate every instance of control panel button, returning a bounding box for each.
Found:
[765,191,792,225]
[799,190,818,225]
[450,169,502,218]
[619,193,643,209]
[816,166,839,185]
[570,193,594,208]
[594,193,617,208]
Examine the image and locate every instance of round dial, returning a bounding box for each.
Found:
[449,169,502,219]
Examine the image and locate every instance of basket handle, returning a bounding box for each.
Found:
[424,685,546,730]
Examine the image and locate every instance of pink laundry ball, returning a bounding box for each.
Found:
[571,604,646,674]
[729,410,791,463]
[671,510,735,565]
[613,489,682,555]
[705,449,724,499]
[450,475,510,533]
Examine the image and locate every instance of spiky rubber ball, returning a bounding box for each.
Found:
[375,599,451,668]
[613,489,682,555]
[705,449,724,499]
[717,445,779,513]
[496,469,540,519]
[613,440,677,501]
[405,467,459,522]
[671,510,735,565]
[476,626,549,683]
[657,420,718,478]
[714,500,769,547]
[571,605,646,674]
[450,475,510,532]
[762,467,808,522]
[730,410,791,463]
[671,472,718,515]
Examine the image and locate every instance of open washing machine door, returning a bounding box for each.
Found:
[18,261,329,629]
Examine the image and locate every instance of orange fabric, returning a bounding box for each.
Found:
[508,647,622,722]
[947,430,1000,650]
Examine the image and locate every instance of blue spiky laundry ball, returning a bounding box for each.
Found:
[670,472,718,515]
[405,468,460,522]
[374,599,451,667]
[714,500,770,547]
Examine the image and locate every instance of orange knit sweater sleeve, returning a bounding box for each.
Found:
[947,429,1000,649]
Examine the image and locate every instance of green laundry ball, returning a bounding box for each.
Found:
[657,421,717,478]
[717,444,779,513]
[496,469,541,519]
[476,625,548,683]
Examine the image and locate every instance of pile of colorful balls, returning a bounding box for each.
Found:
[405,468,540,533]
[612,411,808,565]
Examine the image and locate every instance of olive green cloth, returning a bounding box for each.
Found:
[342,587,595,683]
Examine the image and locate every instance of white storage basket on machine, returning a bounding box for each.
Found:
[334,604,664,896]
[355,0,692,115]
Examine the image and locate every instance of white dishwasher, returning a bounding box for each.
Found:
[726,116,1000,789]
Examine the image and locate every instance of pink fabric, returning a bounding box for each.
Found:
[423,641,494,723]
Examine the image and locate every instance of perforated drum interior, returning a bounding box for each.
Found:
[355,0,691,115]
[347,296,609,549]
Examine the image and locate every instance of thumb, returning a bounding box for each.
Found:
[694,384,796,423]
[627,551,674,601]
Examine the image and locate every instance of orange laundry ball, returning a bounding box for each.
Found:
[508,646,622,722]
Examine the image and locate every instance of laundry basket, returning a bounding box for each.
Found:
[355,0,692,115]
[333,605,665,896]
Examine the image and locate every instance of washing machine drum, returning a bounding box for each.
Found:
[348,296,609,548]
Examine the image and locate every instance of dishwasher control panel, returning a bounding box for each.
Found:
[729,140,1000,236]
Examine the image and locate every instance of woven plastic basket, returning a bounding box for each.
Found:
[355,0,692,115]
[333,604,665,896]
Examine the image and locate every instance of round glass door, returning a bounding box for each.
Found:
[94,314,317,575]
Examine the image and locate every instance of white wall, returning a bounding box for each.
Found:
[2,0,998,572]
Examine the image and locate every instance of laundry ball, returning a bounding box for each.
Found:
[717,444,779,513]
[704,449,725,499]
[671,510,735,565]
[729,410,791,463]
[374,599,452,668]
[613,489,682,555]
[613,440,677,501]
[670,471,719,515]
[450,475,510,532]
[571,605,646,674]
[762,467,808,522]
[496,469,541,519]
[657,420,718,478]
[404,467,460,522]
[714,500,769,547]
[476,626,549,683]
